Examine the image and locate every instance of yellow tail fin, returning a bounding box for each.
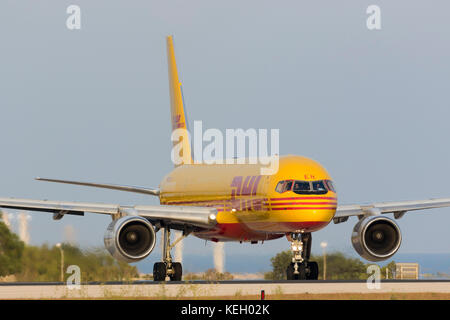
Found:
[166,35,192,166]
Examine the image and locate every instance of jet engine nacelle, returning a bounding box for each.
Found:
[104,216,156,263]
[351,216,402,262]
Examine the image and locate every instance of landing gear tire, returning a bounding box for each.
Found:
[153,262,166,281]
[153,228,191,282]
[170,262,183,281]
[286,262,306,280]
[306,261,319,280]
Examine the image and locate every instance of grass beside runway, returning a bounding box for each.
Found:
[2,281,450,299]
[58,292,450,300]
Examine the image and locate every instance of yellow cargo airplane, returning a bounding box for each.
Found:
[2,36,450,281]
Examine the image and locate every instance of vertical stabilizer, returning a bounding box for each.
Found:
[166,35,192,166]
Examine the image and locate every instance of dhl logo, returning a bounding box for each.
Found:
[230,176,262,198]
[172,114,185,129]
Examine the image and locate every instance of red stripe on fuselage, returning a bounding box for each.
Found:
[269,196,337,201]
[270,206,337,211]
[194,220,331,241]
[268,201,337,206]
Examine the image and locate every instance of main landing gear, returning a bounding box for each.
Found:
[286,232,319,280]
[153,227,189,282]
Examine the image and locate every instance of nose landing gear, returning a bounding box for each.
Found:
[286,232,319,280]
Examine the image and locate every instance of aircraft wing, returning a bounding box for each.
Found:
[0,197,217,229]
[333,197,450,224]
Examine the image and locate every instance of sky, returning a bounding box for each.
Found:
[1,1,450,272]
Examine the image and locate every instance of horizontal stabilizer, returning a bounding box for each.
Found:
[35,177,160,196]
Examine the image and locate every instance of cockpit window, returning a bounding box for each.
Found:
[293,181,311,193]
[275,181,285,193]
[292,180,328,195]
[285,180,293,191]
[276,179,335,195]
[275,180,294,193]
[312,181,327,192]
[325,180,336,193]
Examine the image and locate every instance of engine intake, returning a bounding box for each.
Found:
[351,216,402,262]
[104,216,156,263]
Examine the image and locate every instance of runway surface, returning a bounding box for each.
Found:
[0,280,449,299]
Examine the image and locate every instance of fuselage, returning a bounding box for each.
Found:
[159,155,337,242]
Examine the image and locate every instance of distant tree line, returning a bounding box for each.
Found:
[2,211,398,282]
[0,212,138,282]
[0,213,24,277]
[184,269,234,281]
[264,250,396,280]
